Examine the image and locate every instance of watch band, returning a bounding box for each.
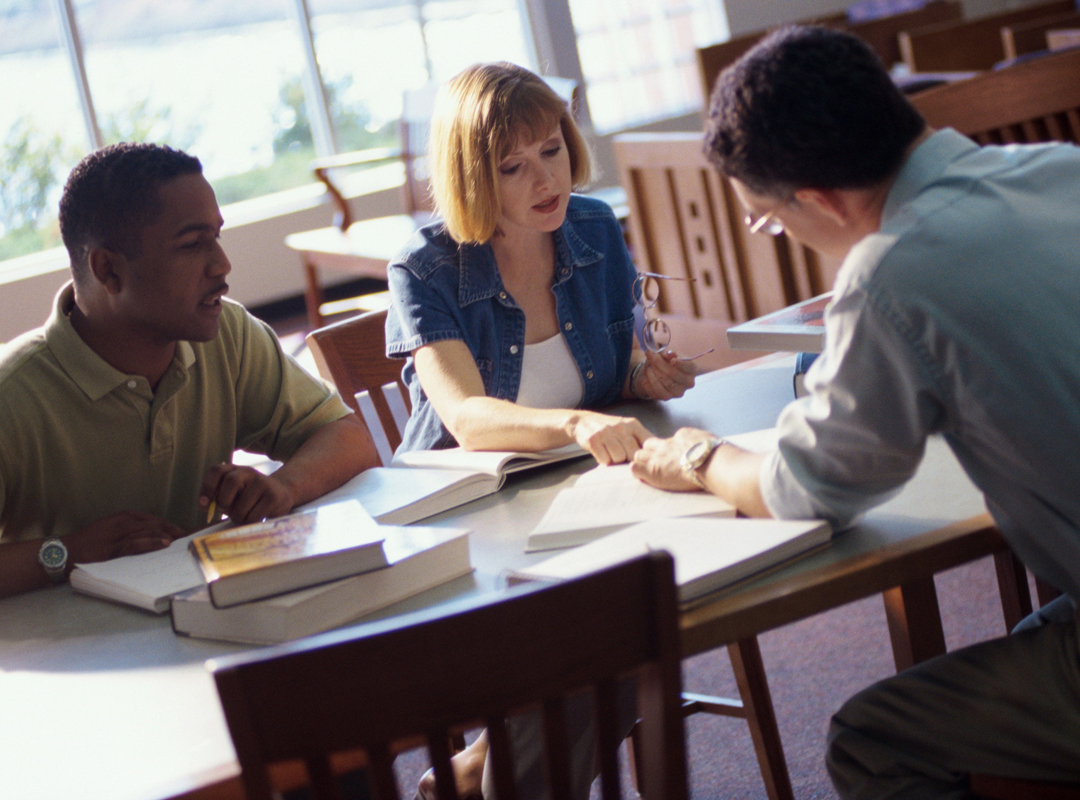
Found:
[681,437,723,489]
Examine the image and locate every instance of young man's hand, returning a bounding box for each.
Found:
[199,464,296,525]
[64,511,185,563]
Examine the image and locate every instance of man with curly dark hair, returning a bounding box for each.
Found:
[633,26,1080,798]
[0,142,370,597]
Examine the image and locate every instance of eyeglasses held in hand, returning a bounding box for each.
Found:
[633,273,715,361]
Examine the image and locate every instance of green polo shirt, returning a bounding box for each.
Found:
[0,283,351,542]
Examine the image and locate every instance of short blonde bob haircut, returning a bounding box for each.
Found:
[428,62,593,244]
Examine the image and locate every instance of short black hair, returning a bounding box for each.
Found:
[59,142,203,280]
[704,26,926,197]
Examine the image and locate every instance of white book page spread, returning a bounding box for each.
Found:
[71,530,208,608]
[530,464,734,536]
[392,442,586,476]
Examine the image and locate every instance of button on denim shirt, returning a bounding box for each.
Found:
[386,194,636,452]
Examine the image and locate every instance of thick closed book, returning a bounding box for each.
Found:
[189,500,387,608]
[511,516,831,605]
[526,464,736,552]
[171,526,472,645]
[726,293,831,353]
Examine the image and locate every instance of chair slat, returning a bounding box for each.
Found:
[486,716,520,800]
[593,678,624,800]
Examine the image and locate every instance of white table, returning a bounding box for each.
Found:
[0,358,1007,800]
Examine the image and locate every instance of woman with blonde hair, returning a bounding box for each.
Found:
[385,62,696,466]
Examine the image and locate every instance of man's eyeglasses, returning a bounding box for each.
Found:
[744,201,787,236]
[633,272,714,360]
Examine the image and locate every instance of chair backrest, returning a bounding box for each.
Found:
[909,45,1080,144]
[306,309,411,461]
[845,0,963,68]
[695,2,961,101]
[612,132,842,325]
[898,0,1074,71]
[210,551,688,800]
[1001,9,1080,60]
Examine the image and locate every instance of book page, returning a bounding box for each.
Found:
[530,464,734,536]
[72,531,206,602]
[392,442,586,476]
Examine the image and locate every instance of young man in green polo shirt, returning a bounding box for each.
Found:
[0,142,372,597]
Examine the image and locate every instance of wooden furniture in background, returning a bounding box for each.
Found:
[1001,10,1080,60]
[210,552,689,800]
[612,132,842,370]
[286,86,439,331]
[306,308,409,459]
[898,0,1074,71]
[695,1,963,100]
[909,43,1080,144]
[1047,27,1080,49]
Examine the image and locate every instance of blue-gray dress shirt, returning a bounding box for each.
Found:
[761,128,1080,598]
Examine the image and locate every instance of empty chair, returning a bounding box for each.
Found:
[306,308,410,463]
[209,551,689,800]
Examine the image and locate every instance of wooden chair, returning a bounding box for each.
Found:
[287,85,439,331]
[209,551,689,800]
[909,44,1080,145]
[612,132,843,372]
[1001,10,1080,60]
[898,0,1074,72]
[306,309,410,462]
[694,2,962,101]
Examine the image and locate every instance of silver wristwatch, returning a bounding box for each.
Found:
[680,437,722,489]
[38,538,69,583]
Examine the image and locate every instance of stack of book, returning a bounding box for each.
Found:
[69,499,472,645]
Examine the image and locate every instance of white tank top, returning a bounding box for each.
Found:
[515,333,585,409]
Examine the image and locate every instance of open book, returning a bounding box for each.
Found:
[69,532,205,613]
[315,443,592,526]
[526,464,735,551]
[726,293,831,353]
[171,526,472,645]
[511,516,832,605]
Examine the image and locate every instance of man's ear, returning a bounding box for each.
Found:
[792,188,851,227]
[87,247,125,295]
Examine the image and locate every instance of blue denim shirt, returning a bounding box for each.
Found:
[386,194,636,452]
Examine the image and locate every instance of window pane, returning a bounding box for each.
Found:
[569,0,728,133]
[309,0,531,152]
[73,0,321,205]
[0,0,87,260]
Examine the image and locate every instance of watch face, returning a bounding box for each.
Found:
[40,542,67,569]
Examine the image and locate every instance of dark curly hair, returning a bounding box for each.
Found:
[704,26,925,197]
[59,142,202,281]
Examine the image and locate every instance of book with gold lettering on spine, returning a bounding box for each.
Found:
[189,500,387,608]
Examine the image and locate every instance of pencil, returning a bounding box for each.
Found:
[206,500,216,525]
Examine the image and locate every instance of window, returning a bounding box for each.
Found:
[0,0,87,260]
[569,0,727,132]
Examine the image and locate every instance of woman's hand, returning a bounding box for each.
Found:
[631,350,698,400]
[567,411,653,465]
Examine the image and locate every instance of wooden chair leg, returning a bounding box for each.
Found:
[882,576,947,671]
[729,636,794,800]
[994,549,1033,632]
[304,259,326,330]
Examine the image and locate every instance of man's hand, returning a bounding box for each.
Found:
[568,411,654,465]
[199,464,296,525]
[64,511,185,564]
[631,428,717,492]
